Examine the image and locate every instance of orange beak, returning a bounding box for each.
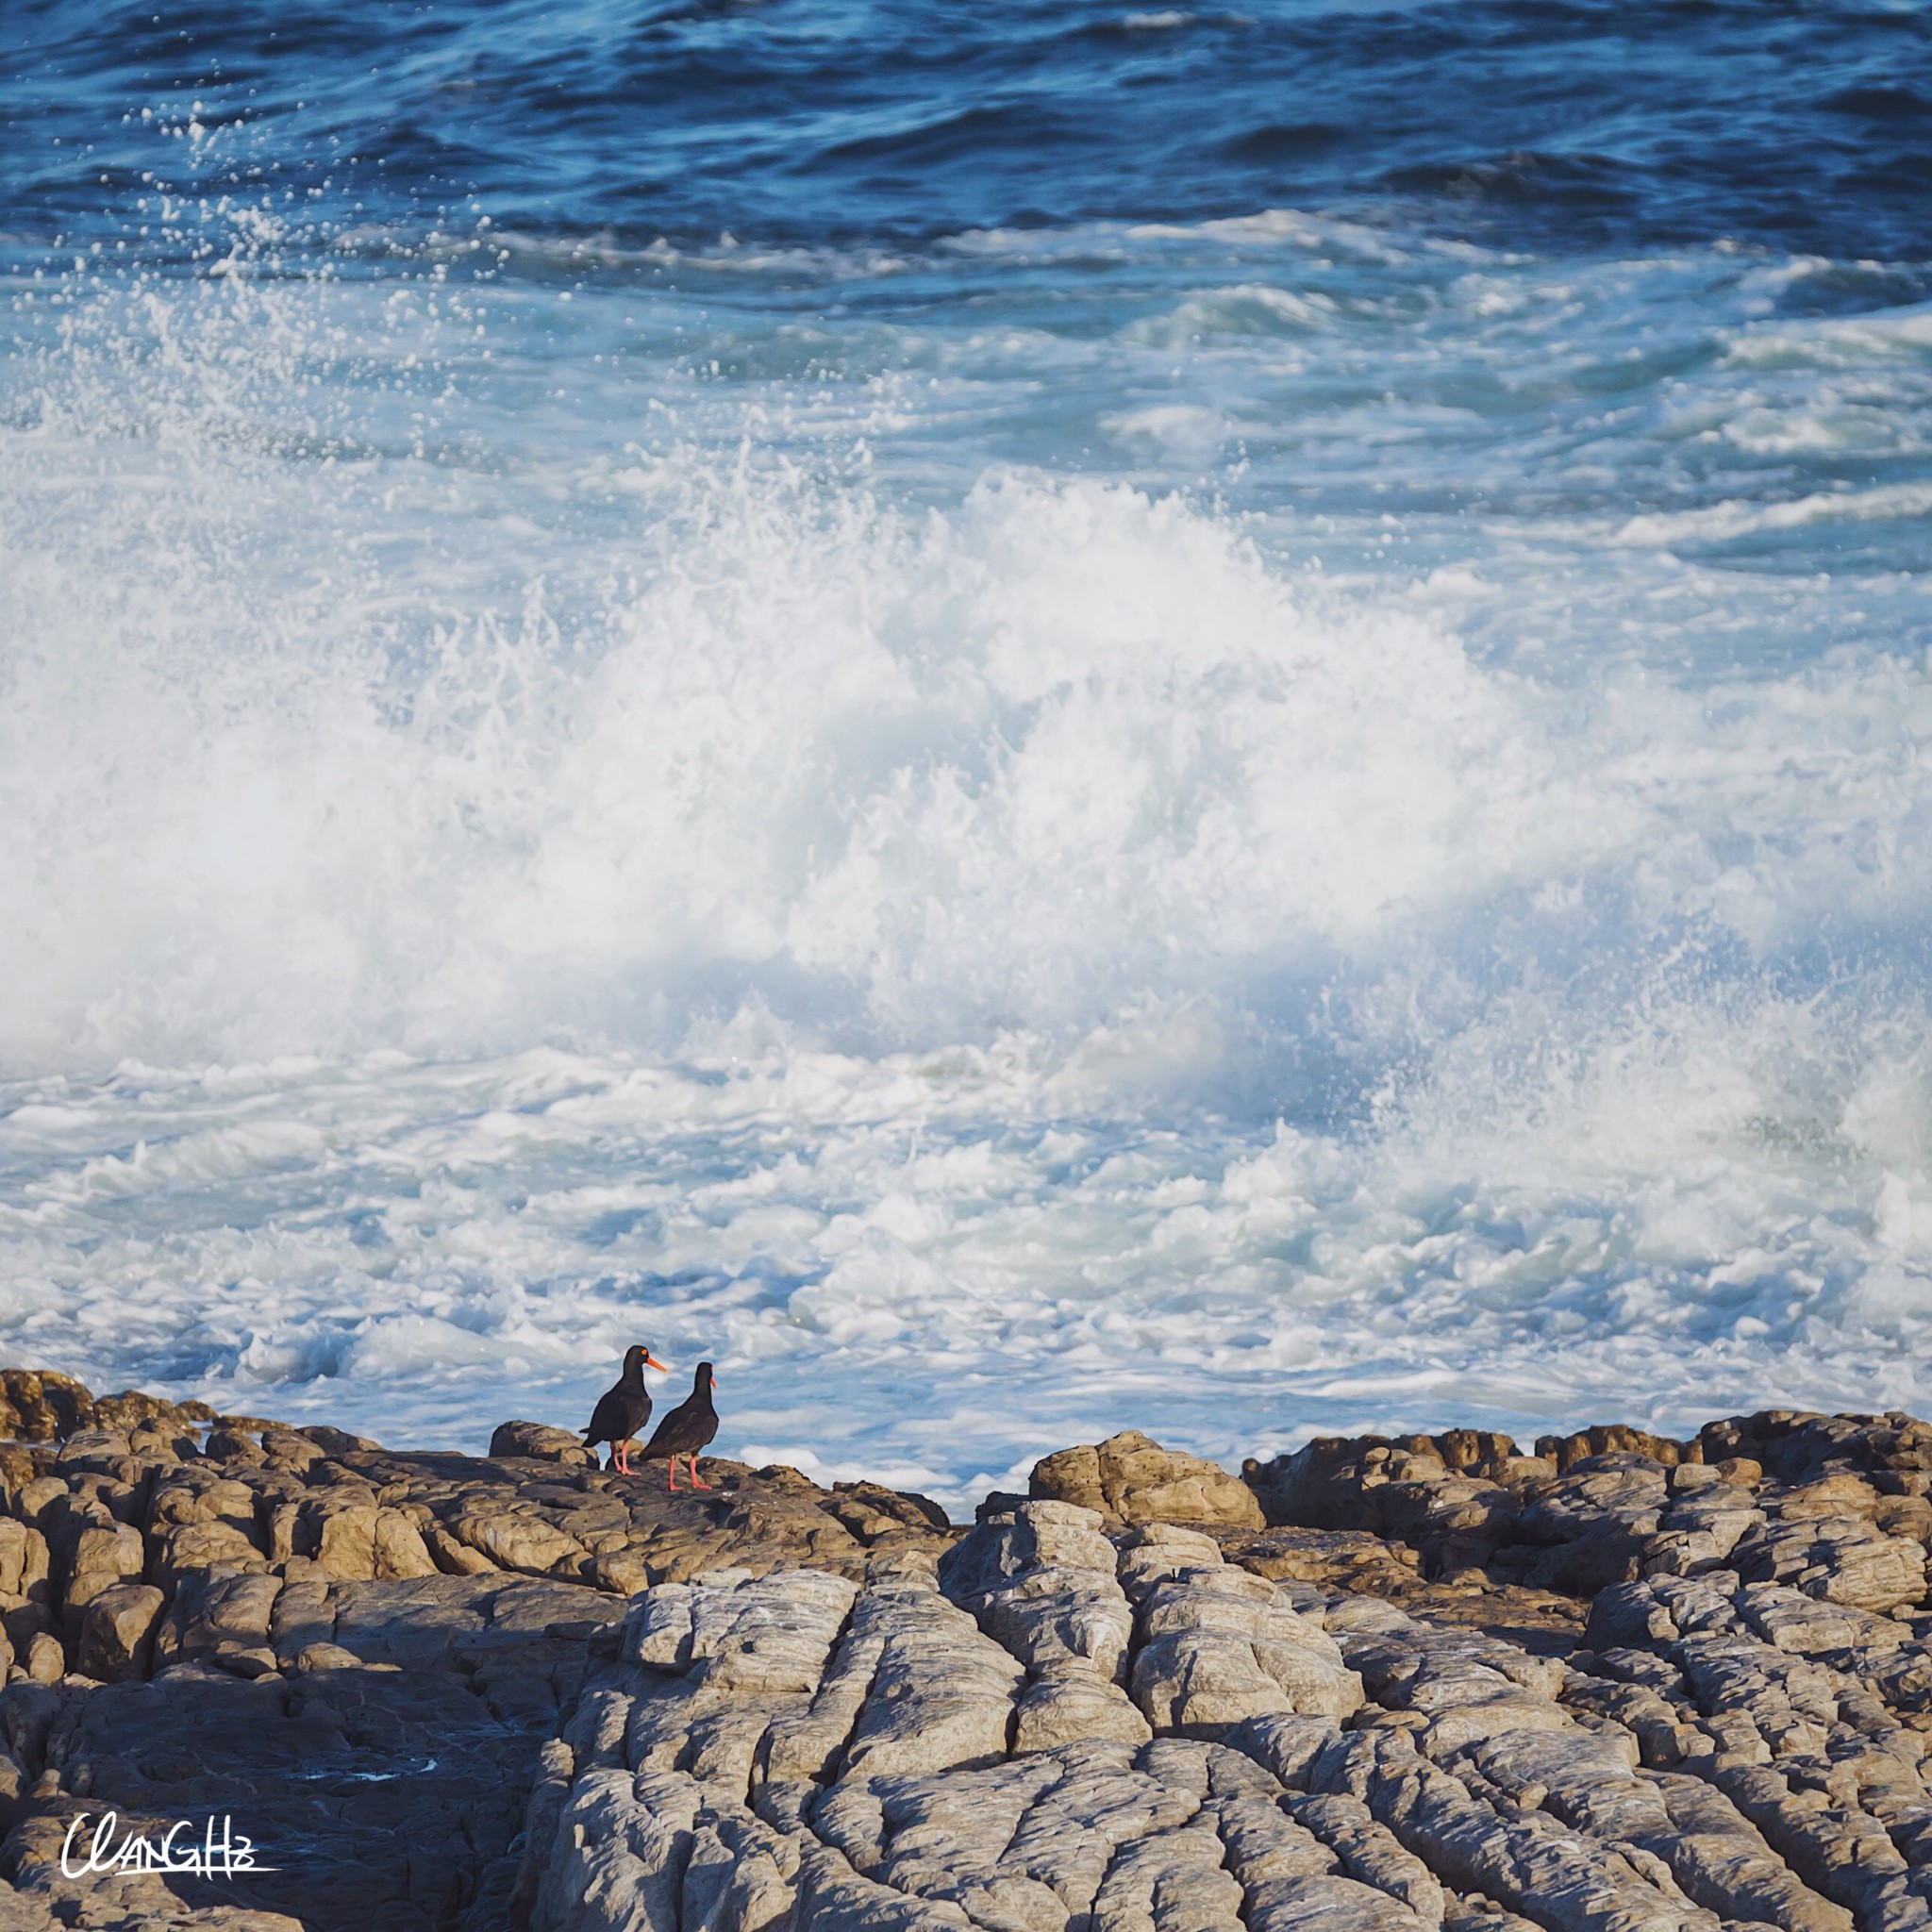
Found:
[642,1353,670,1373]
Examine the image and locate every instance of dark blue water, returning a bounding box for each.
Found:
[7,0,1931,260]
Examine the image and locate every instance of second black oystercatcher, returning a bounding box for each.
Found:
[640,1361,719,1491]
[582,1344,669,1474]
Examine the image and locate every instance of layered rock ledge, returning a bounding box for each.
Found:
[2,1374,1932,1932]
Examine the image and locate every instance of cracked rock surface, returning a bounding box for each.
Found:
[8,1388,1932,1932]
[0,1380,956,1932]
[524,1410,1932,1932]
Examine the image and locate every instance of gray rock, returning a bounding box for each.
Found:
[1130,1566,1362,1736]
[1288,1792,1445,1924]
[841,1582,1025,1778]
[942,1503,1148,1750]
[1732,1581,1905,1656]
[1728,1517,1926,1616]
[1091,1815,1245,1932]
[1228,1712,1343,1789]
[19,1380,1932,1932]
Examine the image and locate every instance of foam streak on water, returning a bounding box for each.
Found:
[2,0,1932,1502]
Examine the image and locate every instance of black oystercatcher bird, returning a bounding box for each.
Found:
[640,1361,719,1491]
[582,1345,670,1474]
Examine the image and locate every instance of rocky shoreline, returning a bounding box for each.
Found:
[1,1374,1931,1932]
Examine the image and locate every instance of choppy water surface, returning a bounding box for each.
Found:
[1,0,1930,1507]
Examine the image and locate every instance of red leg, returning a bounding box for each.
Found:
[690,1455,710,1491]
[666,1458,679,1491]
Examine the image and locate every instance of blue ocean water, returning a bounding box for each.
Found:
[0,0,1929,1506]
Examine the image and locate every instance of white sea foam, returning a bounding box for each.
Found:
[1612,482,1932,547]
[0,403,1602,1065]
[1,213,1930,1502]
[0,1002,1926,1512]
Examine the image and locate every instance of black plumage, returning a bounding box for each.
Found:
[582,1345,668,1474]
[641,1361,719,1491]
